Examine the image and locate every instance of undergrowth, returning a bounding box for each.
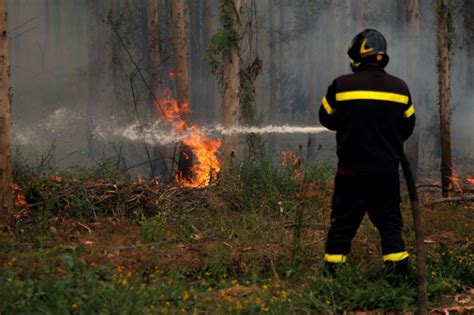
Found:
[1,153,473,313]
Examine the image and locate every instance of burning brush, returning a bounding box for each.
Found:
[156,88,221,188]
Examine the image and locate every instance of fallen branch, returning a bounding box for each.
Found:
[424,195,474,206]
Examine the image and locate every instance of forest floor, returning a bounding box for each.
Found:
[0,155,473,314]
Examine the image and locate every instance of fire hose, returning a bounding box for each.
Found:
[400,152,427,315]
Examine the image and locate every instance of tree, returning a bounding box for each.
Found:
[147,0,160,94]
[268,0,278,153]
[0,0,12,219]
[147,0,168,177]
[436,0,453,197]
[171,0,193,179]
[405,0,421,180]
[203,0,217,123]
[220,0,241,168]
[171,0,190,108]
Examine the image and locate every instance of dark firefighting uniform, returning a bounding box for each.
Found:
[319,63,416,265]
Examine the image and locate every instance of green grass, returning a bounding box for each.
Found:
[1,156,473,313]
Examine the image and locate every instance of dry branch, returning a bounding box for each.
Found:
[424,195,474,206]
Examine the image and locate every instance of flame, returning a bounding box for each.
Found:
[467,176,474,186]
[155,88,221,188]
[447,176,463,193]
[168,71,178,78]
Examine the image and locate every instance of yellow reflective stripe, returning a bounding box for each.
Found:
[383,251,409,262]
[404,104,415,118]
[324,254,347,263]
[322,96,336,115]
[336,91,410,104]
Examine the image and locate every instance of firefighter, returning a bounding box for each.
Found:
[319,29,416,281]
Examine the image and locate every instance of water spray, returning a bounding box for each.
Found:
[93,122,331,146]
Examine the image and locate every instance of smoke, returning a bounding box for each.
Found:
[6,1,473,173]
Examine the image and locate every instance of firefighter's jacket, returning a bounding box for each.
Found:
[319,63,416,174]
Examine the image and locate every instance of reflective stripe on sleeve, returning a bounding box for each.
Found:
[335,90,410,104]
[383,251,409,262]
[324,254,347,263]
[404,104,415,118]
[322,96,336,115]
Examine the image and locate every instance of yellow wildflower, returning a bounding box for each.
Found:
[183,291,190,301]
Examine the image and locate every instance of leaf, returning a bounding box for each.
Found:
[453,293,471,304]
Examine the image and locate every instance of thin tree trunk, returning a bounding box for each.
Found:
[147,0,161,99]
[86,0,101,160]
[147,0,168,177]
[0,0,12,219]
[189,0,203,120]
[273,0,285,152]
[405,0,420,181]
[268,0,277,153]
[353,0,368,30]
[466,0,474,91]
[203,0,216,123]
[171,0,190,109]
[306,40,318,162]
[436,0,453,197]
[171,0,193,179]
[221,0,241,168]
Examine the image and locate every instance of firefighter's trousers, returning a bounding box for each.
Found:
[324,172,408,264]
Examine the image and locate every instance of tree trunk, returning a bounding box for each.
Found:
[306,38,318,162]
[353,0,368,30]
[189,0,204,120]
[0,0,12,219]
[221,0,241,168]
[147,0,168,177]
[171,0,193,180]
[203,0,216,123]
[407,0,420,34]
[436,0,453,197]
[268,0,277,153]
[405,0,420,181]
[86,0,101,160]
[147,0,161,100]
[466,0,474,91]
[171,0,190,109]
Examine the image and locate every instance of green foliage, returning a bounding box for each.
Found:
[206,0,241,76]
[429,241,474,287]
[298,267,416,312]
[240,58,266,160]
[438,0,459,58]
[217,158,333,216]
[4,154,473,313]
[217,159,298,214]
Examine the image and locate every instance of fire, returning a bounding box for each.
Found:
[467,176,474,186]
[156,88,221,188]
[447,176,463,193]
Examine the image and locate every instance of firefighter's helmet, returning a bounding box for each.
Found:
[347,29,389,70]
